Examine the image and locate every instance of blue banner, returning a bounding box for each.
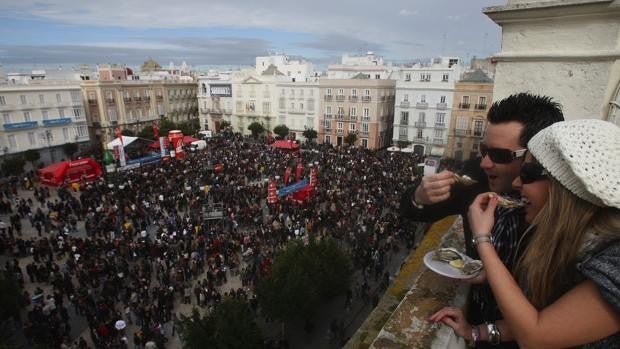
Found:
[3,121,38,130]
[277,179,308,197]
[42,118,72,126]
[126,154,162,166]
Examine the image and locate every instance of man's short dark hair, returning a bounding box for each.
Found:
[487,92,564,147]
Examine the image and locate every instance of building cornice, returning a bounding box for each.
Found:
[484,0,619,24]
[492,49,620,62]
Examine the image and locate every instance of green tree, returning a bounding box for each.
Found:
[302,128,318,143]
[179,299,262,349]
[344,132,357,146]
[258,238,351,322]
[178,119,200,136]
[159,118,177,136]
[219,120,231,129]
[1,156,25,176]
[24,149,40,168]
[62,142,79,158]
[247,122,265,138]
[121,129,135,136]
[397,140,411,149]
[138,125,155,139]
[273,124,290,139]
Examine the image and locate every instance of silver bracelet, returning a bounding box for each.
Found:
[472,235,494,246]
[486,322,501,345]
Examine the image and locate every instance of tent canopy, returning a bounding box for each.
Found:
[107,136,138,149]
[271,140,300,150]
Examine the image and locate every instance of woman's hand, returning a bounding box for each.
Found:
[428,306,472,340]
[468,192,499,238]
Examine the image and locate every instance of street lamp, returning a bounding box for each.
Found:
[45,129,55,163]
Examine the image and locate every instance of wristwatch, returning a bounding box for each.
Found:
[486,322,501,345]
[472,234,494,246]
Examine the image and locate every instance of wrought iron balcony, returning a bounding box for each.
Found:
[416,102,428,109]
[414,121,426,128]
[400,101,410,108]
[436,103,447,110]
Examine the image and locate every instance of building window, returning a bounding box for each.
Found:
[405,73,411,81]
[417,129,423,139]
[290,102,295,110]
[28,132,36,145]
[337,122,343,130]
[401,112,409,125]
[435,129,444,138]
[456,116,468,130]
[442,74,449,82]
[290,89,295,97]
[23,112,31,122]
[56,94,62,102]
[375,74,380,79]
[306,117,314,128]
[361,138,368,148]
[323,120,331,128]
[420,73,431,82]
[307,101,314,111]
[418,112,425,122]
[71,91,80,101]
[363,108,369,117]
[326,88,332,96]
[63,127,69,141]
[351,89,357,96]
[58,108,65,117]
[462,96,470,104]
[7,135,17,148]
[279,98,285,109]
[77,125,87,137]
[263,102,271,114]
[456,141,463,148]
[472,143,479,150]
[364,89,370,96]
[399,127,408,137]
[299,103,304,110]
[73,108,82,119]
[403,94,409,102]
[2,113,10,124]
[349,123,356,132]
[39,94,45,104]
[474,120,484,136]
[236,101,243,112]
[440,96,446,103]
[108,108,117,122]
[325,135,331,143]
[0,96,5,105]
[361,123,369,133]
[20,95,27,105]
[41,111,48,120]
[326,106,332,115]
[436,113,445,124]
[351,107,357,116]
[421,95,426,103]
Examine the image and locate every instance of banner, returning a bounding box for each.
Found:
[284,167,292,185]
[295,162,303,181]
[277,179,308,197]
[152,121,159,138]
[309,167,317,189]
[267,180,278,204]
[159,137,166,157]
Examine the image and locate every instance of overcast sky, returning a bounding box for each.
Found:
[0,0,504,72]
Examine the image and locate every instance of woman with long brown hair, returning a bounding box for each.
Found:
[430,119,619,348]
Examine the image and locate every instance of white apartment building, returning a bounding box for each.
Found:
[0,81,89,164]
[256,54,316,82]
[327,52,395,80]
[230,68,280,135]
[275,79,320,141]
[392,57,462,157]
[197,71,233,132]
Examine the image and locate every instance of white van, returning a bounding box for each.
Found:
[189,140,207,151]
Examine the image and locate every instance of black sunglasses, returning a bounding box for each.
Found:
[480,144,528,164]
[519,162,549,184]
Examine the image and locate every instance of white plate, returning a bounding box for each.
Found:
[423,250,481,279]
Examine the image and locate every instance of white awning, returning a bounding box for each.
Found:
[106,136,138,149]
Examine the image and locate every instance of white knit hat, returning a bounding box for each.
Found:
[528,119,620,209]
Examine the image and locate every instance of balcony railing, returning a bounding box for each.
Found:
[335,114,345,120]
[200,108,208,114]
[400,101,410,108]
[433,138,445,145]
[435,122,446,129]
[398,134,409,141]
[335,95,345,101]
[416,102,428,109]
[475,104,487,110]
[144,96,151,102]
[459,103,470,109]
[156,95,163,100]
[436,103,447,110]
[324,127,332,131]
[88,99,97,105]
[106,98,115,104]
[362,96,371,102]
[349,96,358,102]
[134,97,142,102]
[349,115,357,121]
[324,95,333,101]
[360,116,371,122]
[454,129,470,136]
[360,131,369,137]
[324,114,333,119]
[123,97,132,103]
[473,130,484,137]
[336,129,344,135]
[414,121,426,128]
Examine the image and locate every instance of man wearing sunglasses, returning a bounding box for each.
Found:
[401,92,563,348]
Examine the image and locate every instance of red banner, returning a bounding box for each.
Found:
[116,127,124,145]
[152,121,159,138]
[283,167,292,185]
[267,180,278,204]
[309,167,318,189]
[295,162,303,181]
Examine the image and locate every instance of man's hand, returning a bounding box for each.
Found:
[413,170,455,205]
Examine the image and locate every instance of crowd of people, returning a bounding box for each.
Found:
[0,134,424,348]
